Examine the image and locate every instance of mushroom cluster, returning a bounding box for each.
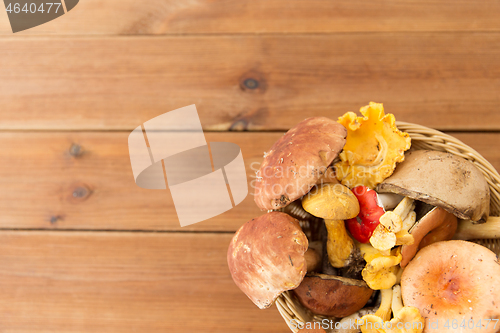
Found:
[227,102,497,333]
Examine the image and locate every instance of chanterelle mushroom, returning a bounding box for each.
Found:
[359,285,424,333]
[335,102,411,189]
[401,240,500,333]
[377,150,490,222]
[254,117,347,210]
[227,212,309,309]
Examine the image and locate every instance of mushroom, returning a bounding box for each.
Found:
[345,186,386,244]
[335,102,411,189]
[358,285,425,333]
[401,240,500,333]
[227,211,310,309]
[254,117,347,210]
[302,183,360,268]
[293,274,373,317]
[454,216,500,240]
[304,245,322,272]
[369,197,416,253]
[377,150,490,222]
[358,242,402,290]
[333,308,376,333]
[378,193,404,211]
[346,187,409,246]
[400,207,458,267]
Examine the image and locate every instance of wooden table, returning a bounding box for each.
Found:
[0,1,499,332]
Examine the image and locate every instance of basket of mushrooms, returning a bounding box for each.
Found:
[227,102,500,333]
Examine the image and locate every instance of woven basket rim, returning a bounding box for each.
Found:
[276,121,500,333]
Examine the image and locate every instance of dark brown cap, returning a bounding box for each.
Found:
[254,117,347,210]
[293,274,373,317]
[227,212,308,309]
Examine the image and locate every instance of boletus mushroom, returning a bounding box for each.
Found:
[254,117,347,210]
[228,211,318,309]
[301,183,360,268]
[376,150,490,222]
[401,240,500,333]
[293,274,373,317]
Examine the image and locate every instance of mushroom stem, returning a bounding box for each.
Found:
[393,197,415,222]
[402,211,417,231]
[304,247,321,272]
[375,288,393,322]
[391,285,403,316]
[377,193,404,211]
[325,219,356,268]
[453,216,500,240]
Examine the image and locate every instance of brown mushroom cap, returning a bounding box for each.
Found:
[227,212,308,309]
[400,207,458,267]
[293,274,373,317]
[254,117,347,210]
[376,150,490,222]
[401,240,500,333]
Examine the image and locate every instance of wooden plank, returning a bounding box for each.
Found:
[0,131,265,231]
[2,0,500,35]
[1,34,500,131]
[0,231,289,332]
[0,131,498,231]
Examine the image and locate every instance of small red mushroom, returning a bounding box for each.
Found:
[345,186,386,243]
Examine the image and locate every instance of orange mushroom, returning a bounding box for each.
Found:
[400,207,458,268]
[335,102,411,189]
[401,240,500,333]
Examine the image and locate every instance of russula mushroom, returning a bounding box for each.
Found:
[345,186,386,244]
[254,117,347,210]
[401,240,500,333]
[377,150,490,222]
[227,211,309,309]
[293,274,373,317]
[302,183,360,268]
[400,207,457,267]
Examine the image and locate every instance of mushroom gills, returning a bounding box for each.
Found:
[413,201,435,224]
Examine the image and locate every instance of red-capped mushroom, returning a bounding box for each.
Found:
[401,240,500,333]
[345,186,386,243]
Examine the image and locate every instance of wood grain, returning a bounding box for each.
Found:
[2,0,500,35]
[0,131,497,231]
[0,230,289,332]
[1,34,500,131]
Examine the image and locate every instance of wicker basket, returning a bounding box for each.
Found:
[276,121,500,333]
